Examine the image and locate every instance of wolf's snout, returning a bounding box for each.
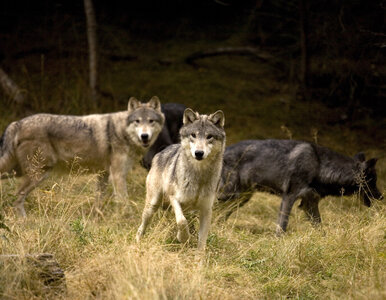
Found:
[195,150,204,160]
[141,133,149,142]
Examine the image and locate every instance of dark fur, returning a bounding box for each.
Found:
[218,139,383,234]
[142,103,186,169]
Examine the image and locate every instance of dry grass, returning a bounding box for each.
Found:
[1,21,385,299]
[0,160,385,299]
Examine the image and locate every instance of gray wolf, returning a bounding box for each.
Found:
[142,102,186,169]
[218,139,383,235]
[0,96,165,217]
[136,108,226,250]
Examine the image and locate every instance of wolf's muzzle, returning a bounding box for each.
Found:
[140,133,150,147]
[141,133,149,142]
[195,150,204,160]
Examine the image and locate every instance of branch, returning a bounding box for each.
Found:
[0,253,66,291]
[185,47,273,67]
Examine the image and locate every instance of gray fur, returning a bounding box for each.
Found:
[218,139,383,235]
[136,108,226,251]
[0,96,165,217]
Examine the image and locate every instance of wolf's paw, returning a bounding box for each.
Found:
[14,205,27,218]
[177,230,190,243]
[136,227,144,243]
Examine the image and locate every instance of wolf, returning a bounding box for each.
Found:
[0,96,165,217]
[142,102,186,169]
[136,108,226,250]
[218,139,383,235]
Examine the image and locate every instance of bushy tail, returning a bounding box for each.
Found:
[0,122,18,174]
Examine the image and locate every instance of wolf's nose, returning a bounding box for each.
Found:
[195,150,204,160]
[141,133,149,142]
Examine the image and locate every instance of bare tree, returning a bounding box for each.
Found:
[299,0,310,100]
[0,67,26,104]
[84,0,98,103]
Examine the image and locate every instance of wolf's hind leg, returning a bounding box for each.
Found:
[136,189,162,242]
[110,154,130,201]
[14,171,50,217]
[299,190,321,225]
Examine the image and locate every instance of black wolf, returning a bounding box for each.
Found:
[218,139,383,234]
[142,103,186,169]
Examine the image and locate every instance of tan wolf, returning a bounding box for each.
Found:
[136,108,226,251]
[0,96,165,216]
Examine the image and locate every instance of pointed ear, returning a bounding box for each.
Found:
[128,97,141,113]
[183,108,198,125]
[208,110,225,128]
[354,152,366,162]
[365,158,378,169]
[148,96,161,112]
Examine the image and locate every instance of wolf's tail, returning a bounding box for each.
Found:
[0,122,18,174]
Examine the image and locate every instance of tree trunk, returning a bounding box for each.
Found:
[84,0,98,104]
[299,0,310,100]
[0,67,26,104]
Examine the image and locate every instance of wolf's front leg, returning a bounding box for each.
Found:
[110,154,131,200]
[276,194,296,236]
[170,198,189,243]
[198,204,213,251]
[94,171,109,215]
[136,188,162,242]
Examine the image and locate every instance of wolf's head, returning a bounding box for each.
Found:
[180,108,226,162]
[353,152,383,206]
[127,96,165,148]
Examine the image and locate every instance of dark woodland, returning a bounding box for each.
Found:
[1,1,386,298]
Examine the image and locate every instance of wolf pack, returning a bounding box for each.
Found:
[0,97,383,251]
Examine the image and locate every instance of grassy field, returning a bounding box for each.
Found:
[0,23,385,299]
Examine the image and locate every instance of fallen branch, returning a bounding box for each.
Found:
[0,253,66,292]
[185,47,273,67]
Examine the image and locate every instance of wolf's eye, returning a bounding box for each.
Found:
[149,119,154,124]
[135,120,140,124]
[191,133,196,138]
[207,134,213,140]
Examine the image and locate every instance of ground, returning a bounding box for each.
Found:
[0,22,385,299]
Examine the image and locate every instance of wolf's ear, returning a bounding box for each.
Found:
[148,96,161,112]
[183,108,198,125]
[354,152,366,162]
[209,110,225,128]
[365,158,378,169]
[128,97,141,112]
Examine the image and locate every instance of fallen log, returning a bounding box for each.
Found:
[185,46,273,67]
[0,253,66,293]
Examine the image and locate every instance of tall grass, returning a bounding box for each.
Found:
[1,20,385,299]
[0,161,384,299]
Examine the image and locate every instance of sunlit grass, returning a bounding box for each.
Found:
[0,161,385,299]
